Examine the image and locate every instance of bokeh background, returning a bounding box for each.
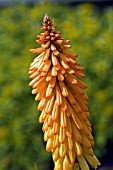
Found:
[0,0,113,170]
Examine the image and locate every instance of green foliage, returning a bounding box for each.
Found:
[0,2,113,169]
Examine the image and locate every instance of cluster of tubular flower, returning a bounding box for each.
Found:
[29,14,100,170]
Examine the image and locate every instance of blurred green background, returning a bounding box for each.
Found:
[0,1,113,170]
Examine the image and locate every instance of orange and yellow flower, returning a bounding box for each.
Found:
[29,14,100,170]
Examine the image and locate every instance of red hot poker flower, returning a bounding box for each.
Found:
[29,14,100,170]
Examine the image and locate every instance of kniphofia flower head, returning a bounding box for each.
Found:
[29,14,101,170]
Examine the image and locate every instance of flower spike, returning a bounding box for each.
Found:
[29,14,101,170]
